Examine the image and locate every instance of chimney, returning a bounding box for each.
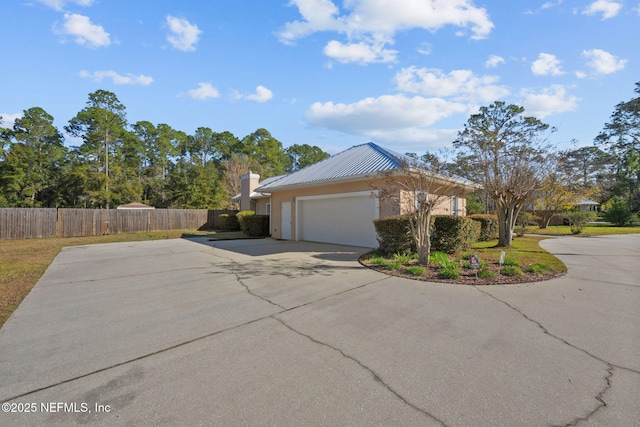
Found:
[240,171,260,212]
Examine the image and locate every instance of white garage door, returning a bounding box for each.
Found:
[297,192,379,248]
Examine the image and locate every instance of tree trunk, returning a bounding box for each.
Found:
[497,204,516,247]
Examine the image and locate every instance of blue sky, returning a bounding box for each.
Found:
[1,0,637,155]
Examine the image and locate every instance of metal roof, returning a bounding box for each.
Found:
[256,142,410,191]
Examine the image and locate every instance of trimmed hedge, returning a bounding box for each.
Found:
[374,214,480,255]
[468,214,499,241]
[219,213,240,231]
[237,210,255,230]
[373,215,416,255]
[242,215,270,237]
[431,215,480,254]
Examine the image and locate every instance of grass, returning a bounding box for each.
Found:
[525,224,640,236]
[0,230,242,328]
[470,235,567,273]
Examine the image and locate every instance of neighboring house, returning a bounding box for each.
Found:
[576,199,600,212]
[238,142,477,248]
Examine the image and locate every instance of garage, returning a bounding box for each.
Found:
[297,191,379,248]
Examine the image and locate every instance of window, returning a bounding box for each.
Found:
[266,203,271,215]
[415,190,428,210]
[451,196,459,216]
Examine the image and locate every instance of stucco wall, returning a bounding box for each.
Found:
[267,177,467,240]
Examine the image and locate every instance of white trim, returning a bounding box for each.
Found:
[294,190,379,243]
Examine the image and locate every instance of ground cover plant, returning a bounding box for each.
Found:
[360,235,567,285]
[0,230,241,328]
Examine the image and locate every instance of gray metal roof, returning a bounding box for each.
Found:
[256,142,414,191]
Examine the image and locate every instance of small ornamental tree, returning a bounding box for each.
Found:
[376,155,470,265]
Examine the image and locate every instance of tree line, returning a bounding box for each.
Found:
[406,81,639,248]
[0,90,329,209]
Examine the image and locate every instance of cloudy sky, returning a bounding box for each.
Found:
[1,0,637,154]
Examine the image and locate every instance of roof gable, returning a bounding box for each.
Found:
[256,142,413,191]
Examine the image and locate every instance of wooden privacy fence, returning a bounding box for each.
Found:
[0,208,237,240]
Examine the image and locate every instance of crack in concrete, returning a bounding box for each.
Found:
[559,366,614,427]
[272,316,447,426]
[472,286,628,425]
[1,252,390,406]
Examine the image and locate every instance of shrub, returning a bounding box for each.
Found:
[387,262,402,271]
[469,214,499,241]
[564,211,597,234]
[431,215,481,254]
[603,196,635,226]
[501,265,523,276]
[526,262,551,274]
[503,258,520,266]
[440,268,460,279]
[428,251,449,266]
[478,268,496,279]
[373,215,416,255]
[392,252,412,264]
[241,215,270,237]
[236,210,255,231]
[218,213,240,231]
[515,211,536,237]
[369,257,387,265]
[407,266,426,276]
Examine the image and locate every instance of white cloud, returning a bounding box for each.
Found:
[166,16,201,52]
[416,42,432,56]
[485,55,505,68]
[38,0,94,11]
[79,70,153,86]
[57,13,110,48]
[0,113,22,130]
[582,0,623,19]
[521,85,579,118]
[279,0,493,64]
[187,82,220,100]
[394,67,509,102]
[582,49,627,74]
[245,85,274,103]
[323,40,397,64]
[531,53,564,76]
[306,94,468,136]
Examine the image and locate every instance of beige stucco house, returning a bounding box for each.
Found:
[238,142,477,248]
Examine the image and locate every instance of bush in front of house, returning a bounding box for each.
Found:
[374,215,481,255]
[468,214,499,241]
[430,215,480,254]
[219,213,240,231]
[373,215,416,255]
[241,215,270,237]
[236,210,256,230]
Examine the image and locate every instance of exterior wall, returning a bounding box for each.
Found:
[269,178,392,240]
[268,177,468,240]
[255,198,270,215]
[399,191,467,216]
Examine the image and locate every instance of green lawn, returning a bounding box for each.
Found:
[525,224,640,236]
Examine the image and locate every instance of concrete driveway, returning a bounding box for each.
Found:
[0,234,638,426]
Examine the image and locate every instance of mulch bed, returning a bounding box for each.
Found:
[359,258,565,286]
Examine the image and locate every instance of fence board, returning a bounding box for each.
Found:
[0,208,238,240]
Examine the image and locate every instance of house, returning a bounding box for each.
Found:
[576,199,600,212]
[239,142,477,248]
